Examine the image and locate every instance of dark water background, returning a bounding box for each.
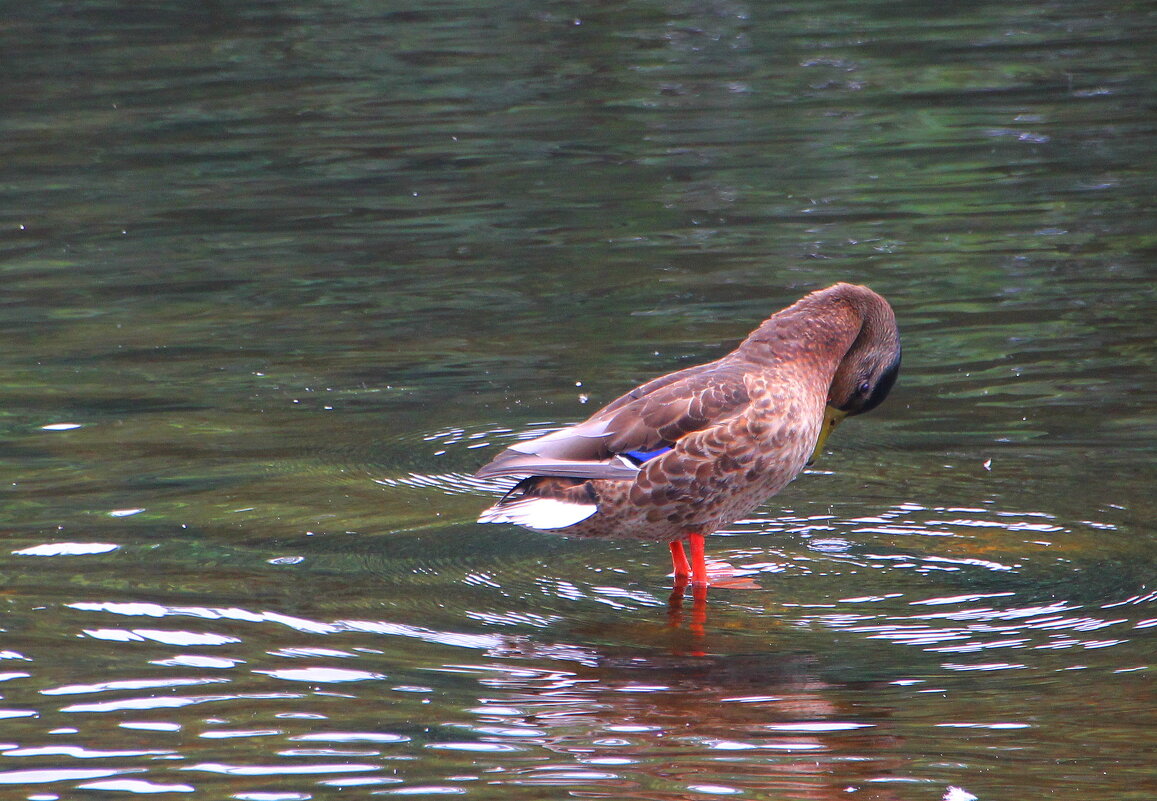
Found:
[1,1,1154,799]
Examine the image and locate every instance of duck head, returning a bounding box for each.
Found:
[809,284,901,462]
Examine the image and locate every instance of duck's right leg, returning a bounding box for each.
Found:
[669,540,691,582]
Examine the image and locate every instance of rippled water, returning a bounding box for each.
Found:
[1,0,1154,799]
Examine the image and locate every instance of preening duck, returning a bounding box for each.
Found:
[475,283,901,591]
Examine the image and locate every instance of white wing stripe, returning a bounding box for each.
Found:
[478,497,597,530]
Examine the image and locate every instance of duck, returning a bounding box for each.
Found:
[475,283,901,592]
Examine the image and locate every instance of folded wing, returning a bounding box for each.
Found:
[474,357,753,481]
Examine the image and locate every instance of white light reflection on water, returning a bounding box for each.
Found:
[254,668,387,683]
[374,471,503,497]
[1,744,174,758]
[290,732,410,743]
[376,786,466,795]
[805,591,1141,663]
[727,501,1068,544]
[764,722,873,732]
[0,768,132,784]
[464,610,562,628]
[936,722,1031,730]
[64,598,616,678]
[119,722,182,732]
[384,424,563,492]
[59,694,302,714]
[41,677,228,695]
[68,600,510,652]
[425,742,523,753]
[183,762,379,776]
[12,542,119,556]
[198,729,281,740]
[79,778,197,793]
[82,629,240,646]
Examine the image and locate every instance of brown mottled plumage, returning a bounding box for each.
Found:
[476,283,901,588]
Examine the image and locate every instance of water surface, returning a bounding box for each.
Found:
[1,1,1154,799]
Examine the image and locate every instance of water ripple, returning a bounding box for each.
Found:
[0,768,132,785]
[79,778,196,793]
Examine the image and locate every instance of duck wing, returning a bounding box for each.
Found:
[474,357,752,481]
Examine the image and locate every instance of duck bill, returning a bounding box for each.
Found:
[808,406,848,464]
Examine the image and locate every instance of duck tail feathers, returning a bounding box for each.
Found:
[477,496,597,530]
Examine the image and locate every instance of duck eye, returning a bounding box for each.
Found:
[858,380,871,396]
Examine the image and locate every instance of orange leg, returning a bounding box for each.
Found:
[669,540,692,581]
[688,532,707,589]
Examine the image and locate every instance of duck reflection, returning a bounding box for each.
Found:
[451,631,905,800]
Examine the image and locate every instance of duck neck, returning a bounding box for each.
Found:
[737,285,865,378]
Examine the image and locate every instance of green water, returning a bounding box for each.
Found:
[1,1,1154,799]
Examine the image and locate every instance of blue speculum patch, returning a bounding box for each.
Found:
[623,446,673,464]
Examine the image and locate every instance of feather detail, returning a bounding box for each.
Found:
[474,453,639,481]
[477,496,598,530]
[474,363,751,482]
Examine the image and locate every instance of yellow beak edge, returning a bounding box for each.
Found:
[808,406,848,465]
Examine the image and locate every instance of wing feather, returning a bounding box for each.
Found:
[474,356,754,480]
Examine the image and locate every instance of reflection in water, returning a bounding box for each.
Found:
[431,651,901,800]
